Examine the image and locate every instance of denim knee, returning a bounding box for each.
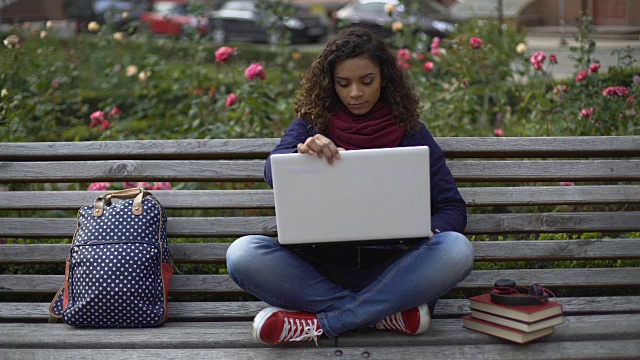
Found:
[442,232,474,273]
[226,235,248,268]
[226,235,271,278]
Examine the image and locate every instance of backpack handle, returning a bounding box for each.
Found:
[93,187,150,216]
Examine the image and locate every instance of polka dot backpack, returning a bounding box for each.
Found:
[48,188,173,327]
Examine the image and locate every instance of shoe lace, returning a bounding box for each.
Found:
[376,312,408,333]
[278,317,323,345]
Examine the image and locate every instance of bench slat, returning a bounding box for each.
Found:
[1,296,637,322]
[0,160,266,183]
[0,315,638,349]
[2,341,639,360]
[1,212,638,238]
[1,136,638,160]
[2,239,639,264]
[1,268,638,294]
[2,185,639,210]
[2,160,639,183]
[466,212,640,234]
[0,139,281,161]
[447,160,640,182]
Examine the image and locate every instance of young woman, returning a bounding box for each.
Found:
[226,27,473,345]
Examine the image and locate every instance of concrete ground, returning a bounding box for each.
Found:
[526,27,640,79]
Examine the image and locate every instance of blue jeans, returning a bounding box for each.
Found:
[226,232,473,338]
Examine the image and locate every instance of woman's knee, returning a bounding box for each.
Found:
[436,231,474,270]
[226,235,276,272]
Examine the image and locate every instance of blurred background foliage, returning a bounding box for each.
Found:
[1,11,638,143]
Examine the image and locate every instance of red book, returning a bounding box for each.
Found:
[470,309,565,332]
[468,293,563,323]
[462,315,554,344]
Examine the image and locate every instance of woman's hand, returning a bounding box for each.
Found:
[297,134,345,164]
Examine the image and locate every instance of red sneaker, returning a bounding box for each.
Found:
[374,304,431,335]
[252,307,323,345]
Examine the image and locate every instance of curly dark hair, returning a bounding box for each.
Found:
[293,27,422,132]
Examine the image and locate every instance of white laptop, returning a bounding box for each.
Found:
[270,146,431,245]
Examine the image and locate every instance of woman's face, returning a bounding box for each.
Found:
[334,55,382,115]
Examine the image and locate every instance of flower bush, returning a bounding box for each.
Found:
[0,10,638,143]
[87,181,173,191]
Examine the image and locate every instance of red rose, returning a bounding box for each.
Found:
[215,46,235,63]
[575,70,588,83]
[469,37,482,49]
[244,63,266,81]
[225,93,238,107]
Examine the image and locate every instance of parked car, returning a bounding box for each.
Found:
[209,0,328,44]
[139,0,208,37]
[65,0,147,33]
[333,0,455,39]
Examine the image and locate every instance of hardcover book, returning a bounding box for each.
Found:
[462,315,554,344]
[470,309,565,332]
[468,293,563,323]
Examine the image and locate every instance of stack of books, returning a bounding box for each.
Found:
[462,293,565,344]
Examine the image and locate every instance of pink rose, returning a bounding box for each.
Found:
[89,111,105,128]
[530,52,546,65]
[461,80,468,88]
[109,106,121,117]
[99,119,110,130]
[493,128,504,137]
[215,46,235,63]
[575,70,588,83]
[532,61,543,70]
[136,182,151,189]
[225,93,238,107]
[553,85,567,95]
[88,182,112,191]
[397,61,410,70]
[579,107,595,119]
[559,182,575,186]
[244,63,266,81]
[469,37,482,49]
[123,181,150,189]
[549,54,558,64]
[431,37,441,49]
[601,86,628,97]
[589,63,601,73]
[152,182,172,190]
[397,48,411,62]
[423,61,434,72]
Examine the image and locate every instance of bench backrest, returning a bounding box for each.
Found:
[1,137,639,311]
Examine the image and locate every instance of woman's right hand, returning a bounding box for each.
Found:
[297,134,344,165]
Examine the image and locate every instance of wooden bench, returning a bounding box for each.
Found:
[1,136,639,359]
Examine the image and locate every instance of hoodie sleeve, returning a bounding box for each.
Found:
[264,119,316,188]
[412,124,468,234]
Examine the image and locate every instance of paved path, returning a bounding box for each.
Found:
[525,35,639,80]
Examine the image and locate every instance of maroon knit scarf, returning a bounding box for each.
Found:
[327,101,405,150]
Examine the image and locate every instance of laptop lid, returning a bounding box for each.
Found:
[271,146,431,245]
